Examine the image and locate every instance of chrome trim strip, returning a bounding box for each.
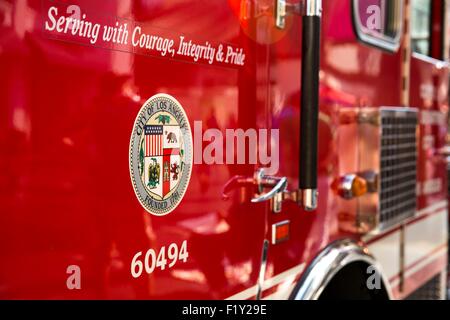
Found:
[439,268,447,300]
[411,52,450,68]
[292,239,393,300]
[303,0,322,17]
[300,189,318,211]
[256,240,269,300]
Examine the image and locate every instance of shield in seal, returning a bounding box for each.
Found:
[129,94,193,216]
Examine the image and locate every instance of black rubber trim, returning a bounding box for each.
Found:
[299,16,321,190]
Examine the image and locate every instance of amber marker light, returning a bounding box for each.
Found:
[332,174,368,200]
[351,176,368,197]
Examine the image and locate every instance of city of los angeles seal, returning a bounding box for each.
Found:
[129,94,193,216]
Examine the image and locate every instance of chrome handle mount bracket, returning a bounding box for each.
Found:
[275,0,303,29]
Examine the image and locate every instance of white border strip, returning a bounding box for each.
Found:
[263,283,297,300]
[225,285,258,300]
[405,245,448,279]
[416,200,447,216]
[390,244,448,288]
[225,263,306,300]
[261,264,305,291]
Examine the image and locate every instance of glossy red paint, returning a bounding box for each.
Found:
[0,0,448,299]
[430,0,446,60]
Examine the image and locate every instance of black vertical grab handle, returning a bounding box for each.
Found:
[299,0,321,211]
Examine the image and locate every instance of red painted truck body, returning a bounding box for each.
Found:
[0,0,448,299]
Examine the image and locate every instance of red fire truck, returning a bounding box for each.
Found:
[0,0,449,300]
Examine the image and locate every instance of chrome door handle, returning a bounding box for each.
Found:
[251,169,288,213]
[222,168,288,213]
[223,169,318,213]
[251,176,287,203]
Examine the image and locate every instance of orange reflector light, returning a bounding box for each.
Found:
[351,176,368,198]
[333,174,369,199]
[272,221,290,245]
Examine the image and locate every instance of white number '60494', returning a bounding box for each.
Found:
[131,240,189,278]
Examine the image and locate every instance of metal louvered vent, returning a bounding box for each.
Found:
[379,109,418,230]
[340,107,419,234]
